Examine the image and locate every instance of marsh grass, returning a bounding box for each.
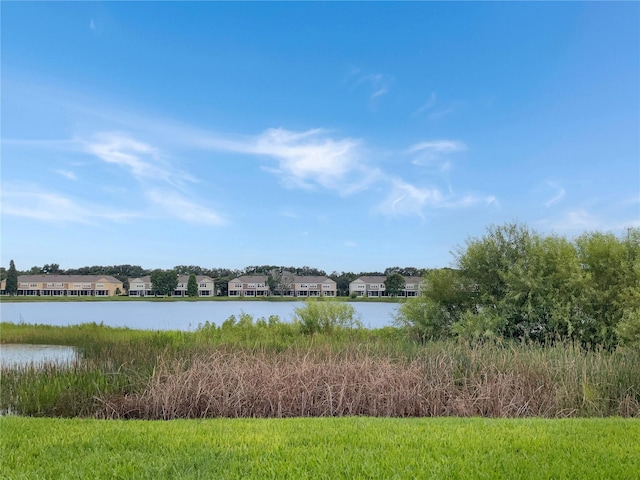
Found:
[1,321,639,418]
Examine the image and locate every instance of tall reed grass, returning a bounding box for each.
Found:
[96,344,640,419]
[2,321,639,418]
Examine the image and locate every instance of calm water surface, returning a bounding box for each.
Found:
[0,301,399,331]
[0,344,77,368]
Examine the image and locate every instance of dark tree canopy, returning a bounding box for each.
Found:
[397,223,640,347]
[384,272,406,297]
[6,260,18,295]
[187,273,198,297]
[150,270,178,296]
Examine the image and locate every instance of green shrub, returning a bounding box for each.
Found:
[294,298,362,335]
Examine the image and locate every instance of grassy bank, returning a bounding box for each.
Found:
[2,417,638,479]
[2,321,639,418]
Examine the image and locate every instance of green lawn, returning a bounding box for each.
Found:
[2,417,638,479]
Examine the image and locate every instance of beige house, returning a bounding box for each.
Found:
[174,275,214,297]
[290,275,337,297]
[1,275,123,297]
[128,275,215,297]
[127,276,153,297]
[227,275,270,297]
[349,275,423,298]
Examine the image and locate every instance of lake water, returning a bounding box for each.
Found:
[0,301,399,331]
[0,344,78,368]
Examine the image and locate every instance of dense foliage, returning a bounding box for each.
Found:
[293,298,362,334]
[149,270,178,296]
[397,223,640,347]
[384,272,406,297]
[5,260,18,295]
[187,273,198,297]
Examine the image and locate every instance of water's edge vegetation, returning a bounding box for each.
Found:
[2,314,639,418]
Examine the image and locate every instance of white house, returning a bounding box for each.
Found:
[349,275,423,297]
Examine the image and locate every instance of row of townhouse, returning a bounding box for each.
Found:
[348,276,423,297]
[1,274,424,299]
[128,275,215,297]
[0,275,123,297]
[228,275,338,297]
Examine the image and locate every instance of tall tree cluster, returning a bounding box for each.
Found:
[398,223,640,347]
[5,260,18,295]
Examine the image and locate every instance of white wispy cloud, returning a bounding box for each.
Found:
[377,179,444,218]
[413,92,437,116]
[1,185,138,225]
[348,69,393,108]
[376,178,497,218]
[201,127,377,194]
[253,128,363,190]
[538,208,640,234]
[85,132,196,187]
[83,132,226,226]
[53,169,78,181]
[544,182,566,207]
[145,189,226,226]
[408,140,467,155]
[408,140,467,170]
[428,107,456,120]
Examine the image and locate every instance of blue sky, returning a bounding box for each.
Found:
[2,2,638,273]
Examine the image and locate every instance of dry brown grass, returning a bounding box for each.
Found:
[96,345,631,419]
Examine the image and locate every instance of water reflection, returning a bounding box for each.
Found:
[0,344,77,368]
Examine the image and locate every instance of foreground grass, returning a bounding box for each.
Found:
[2,417,638,479]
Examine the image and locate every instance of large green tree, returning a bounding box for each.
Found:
[150,270,178,296]
[397,223,639,346]
[576,229,640,346]
[384,272,406,297]
[6,260,18,295]
[187,273,198,297]
[396,268,471,341]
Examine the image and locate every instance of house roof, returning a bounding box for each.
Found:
[129,276,151,283]
[176,275,214,283]
[353,276,387,284]
[228,275,268,284]
[17,274,123,284]
[351,275,424,285]
[293,275,335,284]
[404,276,423,285]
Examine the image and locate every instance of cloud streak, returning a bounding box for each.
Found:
[544,182,566,207]
[347,68,393,109]
[85,132,196,187]
[54,169,78,181]
[408,139,467,171]
[145,189,226,226]
[1,185,138,225]
[376,178,496,218]
[201,127,377,194]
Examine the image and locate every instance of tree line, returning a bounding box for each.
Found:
[397,223,640,348]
